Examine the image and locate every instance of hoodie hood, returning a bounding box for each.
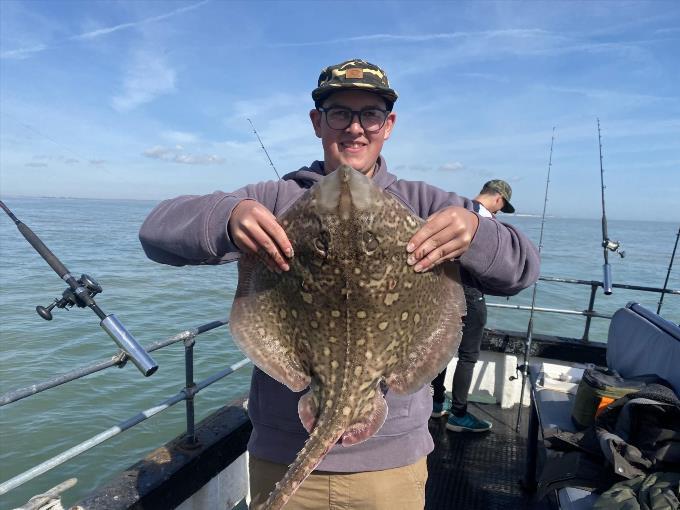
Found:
[282,157,398,191]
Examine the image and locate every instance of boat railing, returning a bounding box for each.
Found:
[2,276,678,501]
[486,275,679,341]
[0,318,251,499]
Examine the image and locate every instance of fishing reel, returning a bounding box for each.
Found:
[36,274,103,321]
[602,238,625,258]
[2,199,157,376]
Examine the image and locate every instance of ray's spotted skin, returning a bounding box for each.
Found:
[230,166,466,509]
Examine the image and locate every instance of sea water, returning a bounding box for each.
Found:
[0,197,678,508]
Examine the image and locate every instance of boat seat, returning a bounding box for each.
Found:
[607,302,680,395]
[526,302,680,510]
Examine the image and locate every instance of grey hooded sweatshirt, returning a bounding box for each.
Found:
[139,157,539,472]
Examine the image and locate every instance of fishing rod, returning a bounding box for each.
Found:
[248,118,281,179]
[0,201,158,377]
[514,127,555,432]
[657,226,679,314]
[597,119,625,295]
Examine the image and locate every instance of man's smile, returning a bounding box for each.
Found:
[341,141,367,152]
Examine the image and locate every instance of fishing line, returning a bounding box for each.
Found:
[515,127,555,432]
[0,111,115,177]
[247,118,281,180]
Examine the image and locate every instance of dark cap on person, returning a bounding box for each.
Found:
[483,179,515,213]
[312,59,398,110]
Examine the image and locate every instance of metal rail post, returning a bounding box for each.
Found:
[183,336,198,446]
[582,283,599,342]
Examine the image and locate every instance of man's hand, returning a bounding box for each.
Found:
[229,200,294,273]
[406,206,479,272]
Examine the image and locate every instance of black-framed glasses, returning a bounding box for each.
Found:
[317,106,389,133]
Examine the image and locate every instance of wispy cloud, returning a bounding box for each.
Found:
[112,49,176,112]
[545,85,676,104]
[270,28,649,77]
[143,145,224,165]
[394,163,433,173]
[25,154,82,167]
[269,29,549,47]
[269,28,644,59]
[1,44,49,60]
[439,162,465,172]
[1,1,210,59]
[392,161,466,173]
[74,1,209,41]
[655,27,680,35]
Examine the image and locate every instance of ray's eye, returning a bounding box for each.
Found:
[363,231,379,253]
[314,231,329,257]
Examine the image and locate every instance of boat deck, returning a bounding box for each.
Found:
[73,399,557,509]
[426,402,554,510]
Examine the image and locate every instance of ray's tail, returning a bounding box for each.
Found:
[262,407,347,509]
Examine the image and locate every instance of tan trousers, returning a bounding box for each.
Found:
[248,456,428,510]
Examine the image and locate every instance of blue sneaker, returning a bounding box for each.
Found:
[431,401,449,418]
[446,412,492,432]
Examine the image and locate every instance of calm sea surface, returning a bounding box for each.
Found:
[1,197,678,508]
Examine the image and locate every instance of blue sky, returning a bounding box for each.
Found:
[0,0,678,221]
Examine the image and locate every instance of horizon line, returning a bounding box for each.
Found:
[1,194,678,224]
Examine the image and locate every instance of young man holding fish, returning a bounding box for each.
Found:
[140,59,539,509]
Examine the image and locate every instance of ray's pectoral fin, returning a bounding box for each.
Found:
[230,255,311,392]
[251,344,310,393]
[386,263,467,394]
[341,388,388,446]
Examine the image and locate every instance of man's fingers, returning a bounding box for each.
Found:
[263,217,294,259]
[407,207,478,271]
[406,216,454,266]
[255,248,283,274]
[236,231,287,273]
[411,238,461,272]
[249,225,290,272]
[247,206,293,266]
[406,216,445,254]
[232,230,261,256]
[407,230,446,264]
[232,222,288,273]
[230,201,293,273]
[413,240,468,272]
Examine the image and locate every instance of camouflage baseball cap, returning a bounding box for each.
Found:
[483,179,515,213]
[312,58,398,109]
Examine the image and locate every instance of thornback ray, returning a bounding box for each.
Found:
[230,165,466,509]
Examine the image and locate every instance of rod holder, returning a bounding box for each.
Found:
[602,263,613,295]
[101,315,158,376]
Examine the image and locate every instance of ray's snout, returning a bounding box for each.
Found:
[317,165,375,216]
